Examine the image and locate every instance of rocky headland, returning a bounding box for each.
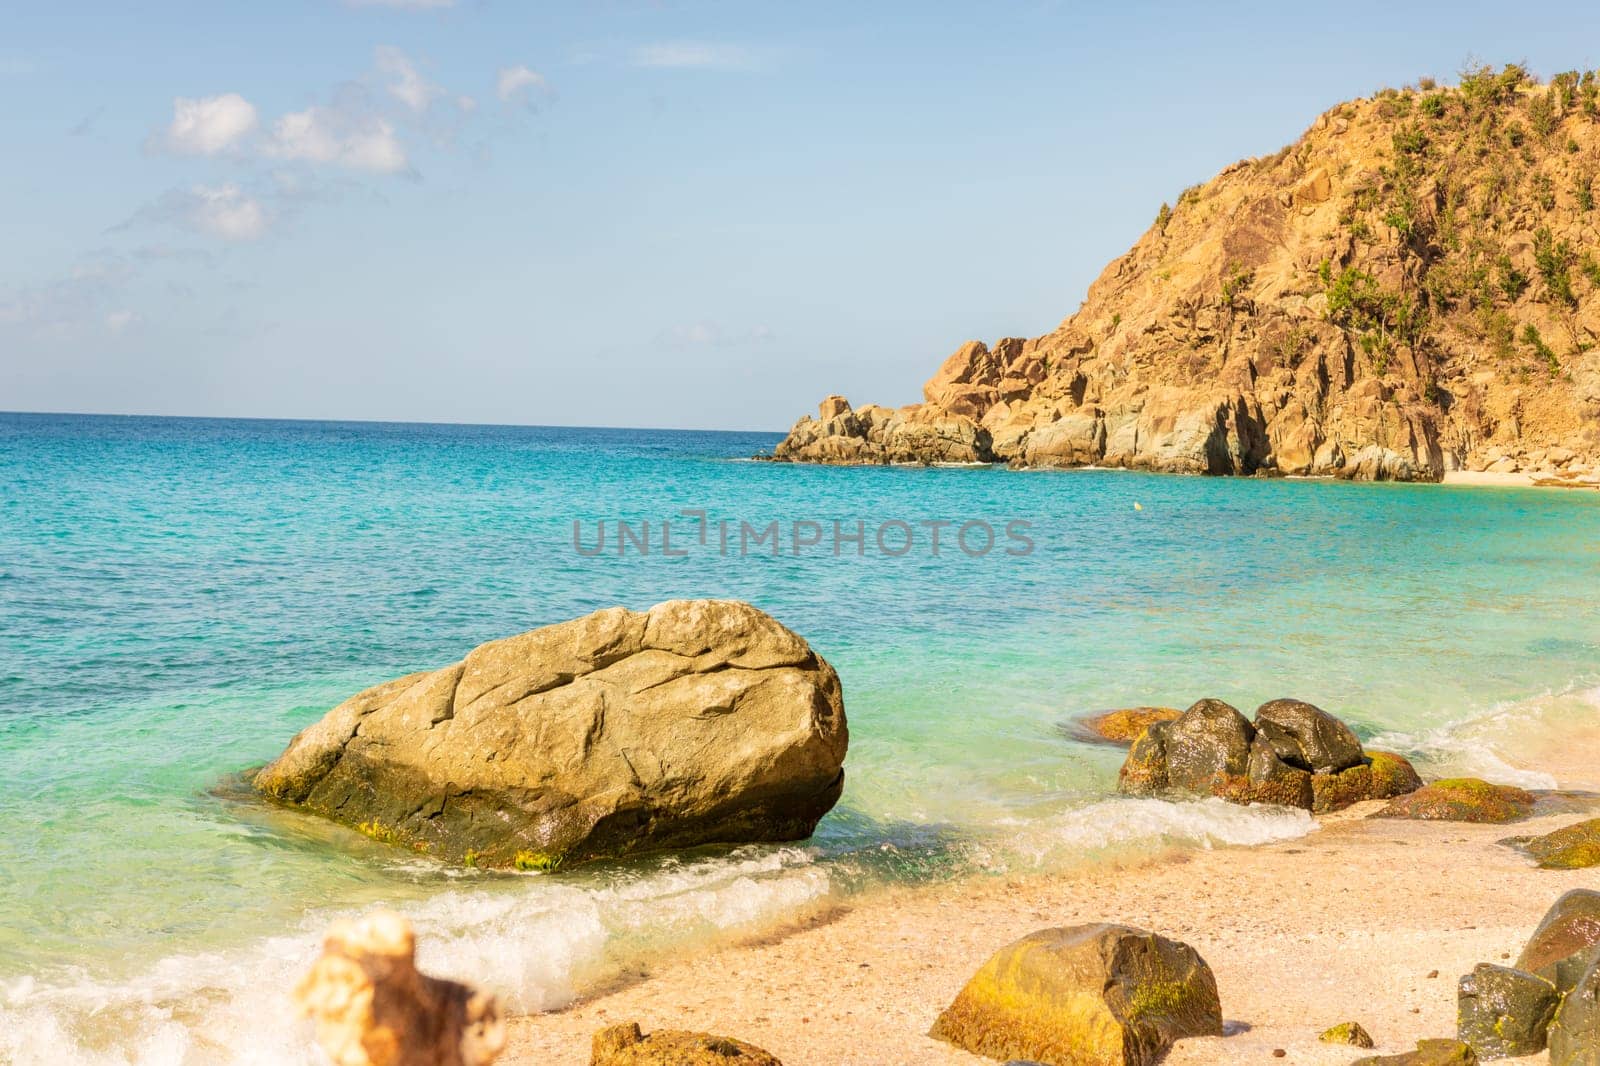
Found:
[767,66,1600,483]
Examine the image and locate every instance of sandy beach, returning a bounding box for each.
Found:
[504,736,1600,1065]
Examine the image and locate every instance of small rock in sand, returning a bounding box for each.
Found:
[591,1023,782,1065]
[1320,1020,1376,1047]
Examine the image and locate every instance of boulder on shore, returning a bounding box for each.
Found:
[1376,779,1536,824]
[1512,817,1600,869]
[1516,890,1600,996]
[929,923,1222,1066]
[591,1023,782,1065]
[254,600,848,871]
[1116,697,1421,813]
[1549,951,1600,1066]
[1456,963,1558,1058]
[295,911,504,1066]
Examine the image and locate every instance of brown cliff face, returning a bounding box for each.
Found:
[770,66,1600,482]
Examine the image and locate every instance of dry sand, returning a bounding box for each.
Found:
[504,739,1600,1065]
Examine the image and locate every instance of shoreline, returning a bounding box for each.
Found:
[502,728,1600,1065]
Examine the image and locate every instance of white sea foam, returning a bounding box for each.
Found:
[983,796,1317,870]
[0,846,831,1066]
[1368,682,1600,790]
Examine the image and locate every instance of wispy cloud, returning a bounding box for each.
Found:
[375,44,444,113]
[135,183,272,242]
[264,104,411,174]
[495,64,552,107]
[0,255,137,336]
[153,93,259,157]
[631,42,764,72]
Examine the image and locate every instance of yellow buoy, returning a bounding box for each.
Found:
[1133,501,1143,511]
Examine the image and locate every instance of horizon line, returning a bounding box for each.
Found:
[0,409,790,436]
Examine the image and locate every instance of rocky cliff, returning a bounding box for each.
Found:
[768,65,1600,482]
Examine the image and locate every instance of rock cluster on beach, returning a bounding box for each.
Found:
[1115,697,1421,813]
[295,911,504,1066]
[253,600,848,871]
[1454,889,1600,1062]
[929,923,1222,1066]
[764,69,1600,481]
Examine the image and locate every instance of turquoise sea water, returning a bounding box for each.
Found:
[2,412,1599,1064]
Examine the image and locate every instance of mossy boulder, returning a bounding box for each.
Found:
[1517,817,1600,869]
[253,600,848,870]
[1377,779,1536,823]
[1163,699,1254,792]
[929,923,1222,1066]
[1548,952,1600,1066]
[1456,963,1558,1058]
[1114,697,1420,813]
[1254,698,1365,773]
[1516,890,1600,994]
[591,1023,781,1065]
[1076,707,1183,745]
[1118,723,1170,796]
[1367,750,1426,799]
[1351,1038,1478,1065]
[1321,1021,1375,1047]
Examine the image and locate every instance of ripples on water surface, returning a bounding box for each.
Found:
[2,412,1598,1063]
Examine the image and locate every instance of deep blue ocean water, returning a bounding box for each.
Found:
[2,412,1598,1064]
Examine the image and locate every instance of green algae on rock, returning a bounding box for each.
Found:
[253,599,848,871]
[1377,779,1536,823]
[1351,1038,1479,1065]
[929,923,1222,1066]
[1513,817,1600,869]
[1320,1021,1375,1047]
[1367,750,1426,799]
[591,1023,782,1065]
[1456,963,1558,1059]
[1548,951,1600,1066]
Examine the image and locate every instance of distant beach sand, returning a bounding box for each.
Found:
[503,728,1600,1065]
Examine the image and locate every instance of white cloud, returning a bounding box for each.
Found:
[0,256,135,334]
[375,45,441,113]
[183,184,270,241]
[105,309,143,333]
[159,93,259,156]
[496,64,551,105]
[631,42,762,72]
[265,106,409,174]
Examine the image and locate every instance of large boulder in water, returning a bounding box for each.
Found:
[929,923,1222,1066]
[254,600,848,871]
[1253,698,1365,773]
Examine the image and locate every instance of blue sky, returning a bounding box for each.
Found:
[5,1,1600,430]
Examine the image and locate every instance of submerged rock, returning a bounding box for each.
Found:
[1352,1039,1478,1065]
[1516,817,1600,869]
[1377,779,1536,823]
[1320,1021,1375,1047]
[1516,890,1600,995]
[254,599,848,870]
[1457,963,1558,1058]
[591,1023,782,1065]
[1549,952,1600,1066]
[295,910,504,1066]
[1114,697,1420,813]
[929,923,1222,1066]
[1075,706,1182,745]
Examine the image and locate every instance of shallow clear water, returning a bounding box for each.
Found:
[2,412,1598,1063]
